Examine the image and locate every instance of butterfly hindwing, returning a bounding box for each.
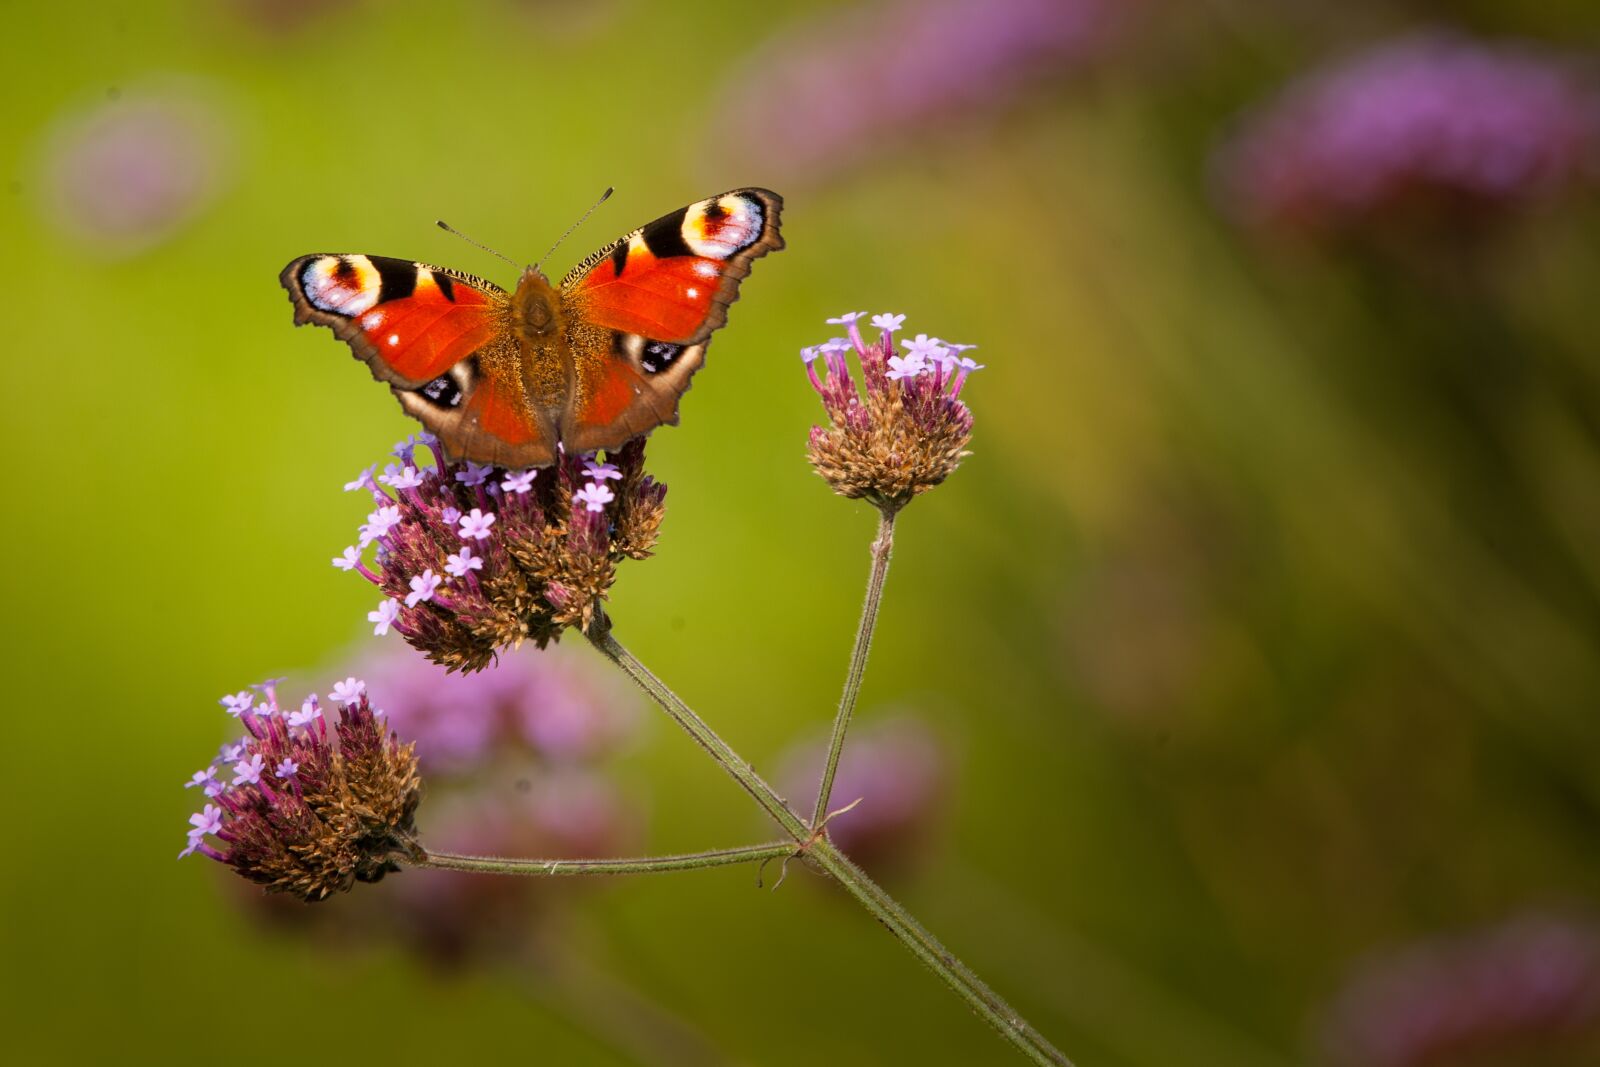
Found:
[556,189,783,451]
[281,254,557,468]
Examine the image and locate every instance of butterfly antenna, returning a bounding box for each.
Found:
[533,187,614,272]
[435,220,522,270]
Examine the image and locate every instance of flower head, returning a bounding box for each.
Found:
[331,436,668,670]
[802,311,978,513]
[177,678,422,901]
[1216,32,1600,236]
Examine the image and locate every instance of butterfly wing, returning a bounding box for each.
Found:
[281,254,559,467]
[557,188,784,453]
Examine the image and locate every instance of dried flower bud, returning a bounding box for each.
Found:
[803,312,979,514]
[335,434,667,672]
[179,679,422,901]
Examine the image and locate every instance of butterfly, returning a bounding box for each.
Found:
[280,188,784,468]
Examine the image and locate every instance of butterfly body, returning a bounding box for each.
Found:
[282,188,784,467]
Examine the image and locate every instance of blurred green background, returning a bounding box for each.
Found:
[7,1,1600,1064]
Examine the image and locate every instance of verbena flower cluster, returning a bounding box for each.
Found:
[803,312,980,513]
[226,646,639,964]
[1216,31,1600,234]
[336,433,666,672]
[180,679,421,901]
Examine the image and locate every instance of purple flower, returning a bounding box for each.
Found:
[457,508,495,541]
[572,483,615,513]
[501,469,538,494]
[581,459,623,483]
[455,461,494,487]
[218,741,244,764]
[715,0,1126,182]
[886,354,927,381]
[188,803,223,838]
[1320,915,1600,1066]
[779,716,947,873]
[405,570,442,608]
[827,311,867,325]
[379,464,425,490]
[800,345,821,365]
[231,753,264,787]
[443,547,482,578]
[1216,31,1600,235]
[362,505,402,540]
[344,468,374,492]
[336,437,668,669]
[185,767,217,791]
[332,546,362,571]
[287,699,321,729]
[175,678,422,898]
[368,599,401,636]
[329,677,366,704]
[346,640,636,775]
[804,310,978,513]
[41,84,232,257]
[219,690,253,717]
[871,313,906,332]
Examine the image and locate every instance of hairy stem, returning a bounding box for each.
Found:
[415,841,794,877]
[584,621,1072,1067]
[813,507,896,828]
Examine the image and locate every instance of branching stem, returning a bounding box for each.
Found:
[583,617,1072,1067]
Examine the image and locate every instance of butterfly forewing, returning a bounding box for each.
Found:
[555,188,784,452]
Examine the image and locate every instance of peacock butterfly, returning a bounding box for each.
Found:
[280,188,784,467]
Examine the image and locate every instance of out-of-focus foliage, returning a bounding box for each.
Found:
[5,1,1600,1064]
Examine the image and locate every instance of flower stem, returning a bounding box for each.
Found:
[587,615,813,843]
[813,507,895,829]
[414,841,794,877]
[584,621,1072,1067]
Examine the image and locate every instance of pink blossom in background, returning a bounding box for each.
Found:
[779,715,948,873]
[716,0,1130,182]
[354,641,636,774]
[1215,32,1600,235]
[39,83,232,256]
[1319,914,1600,1066]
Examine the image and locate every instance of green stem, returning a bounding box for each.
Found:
[588,617,813,843]
[414,841,794,877]
[813,507,896,828]
[584,621,1072,1067]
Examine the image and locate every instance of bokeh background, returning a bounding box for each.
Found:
[7,1,1600,1064]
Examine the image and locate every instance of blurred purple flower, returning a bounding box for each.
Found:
[1216,32,1600,235]
[39,84,231,256]
[350,640,635,775]
[780,716,948,873]
[716,0,1128,181]
[1320,914,1600,1066]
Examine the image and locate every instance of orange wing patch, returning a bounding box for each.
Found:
[562,189,784,346]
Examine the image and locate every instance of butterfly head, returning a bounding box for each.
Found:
[512,266,562,341]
